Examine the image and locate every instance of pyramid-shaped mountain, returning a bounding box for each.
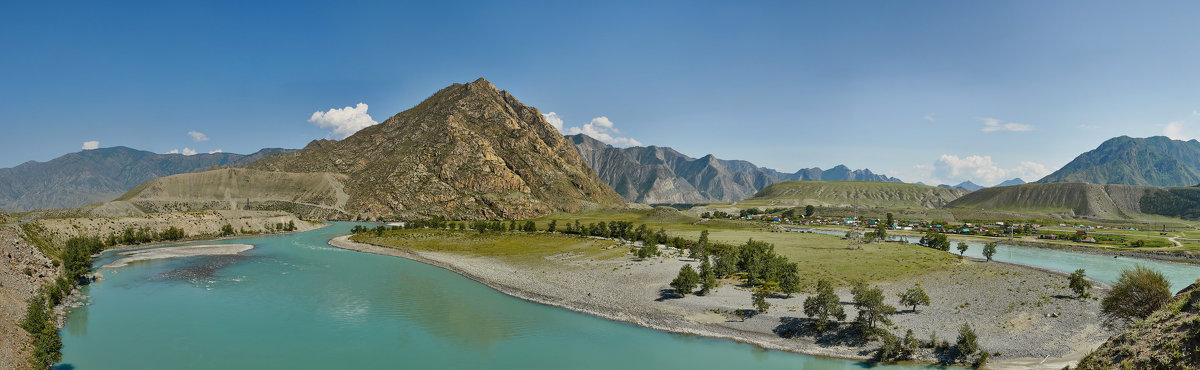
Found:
[250,78,624,219]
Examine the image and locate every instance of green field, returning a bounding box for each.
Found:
[357,208,963,289]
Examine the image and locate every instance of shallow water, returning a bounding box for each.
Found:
[802,228,1200,292]
[58,223,946,369]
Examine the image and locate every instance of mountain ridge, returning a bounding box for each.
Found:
[1038,136,1200,186]
[0,146,291,211]
[568,134,903,204]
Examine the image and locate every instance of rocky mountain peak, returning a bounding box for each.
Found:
[250,79,623,219]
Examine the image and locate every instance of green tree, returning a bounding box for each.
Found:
[804,205,815,217]
[220,224,235,237]
[886,213,895,228]
[1101,265,1171,326]
[61,237,98,282]
[692,229,710,259]
[956,323,978,357]
[31,322,62,369]
[956,242,968,256]
[714,246,739,278]
[897,283,931,313]
[919,230,950,251]
[1069,269,1091,298]
[671,264,701,297]
[982,242,997,262]
[698,258,717,295]
[874,222,887,241]
[876,330,902,361]
[547,220,557,233]
[636,243,657,259]
[737,239,775,285]
[851,282,896,334]
[752,284,773,313]
[803,279,846,333]
[901,329,919,358]
[777,262,802,298]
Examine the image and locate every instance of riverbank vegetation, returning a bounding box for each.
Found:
[21,236,100,369]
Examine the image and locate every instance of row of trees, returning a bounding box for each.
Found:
[669,236,803,303]
[22,237,102,369]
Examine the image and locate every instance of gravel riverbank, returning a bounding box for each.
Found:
[330,235,1115,369]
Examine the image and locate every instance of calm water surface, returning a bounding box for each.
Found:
[59,223,946,369]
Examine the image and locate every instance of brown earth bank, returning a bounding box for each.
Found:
[27,210,323,250]
[330,235,1114,368]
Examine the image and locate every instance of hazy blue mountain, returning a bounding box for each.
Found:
[568,134,903,203]
[1037,136,1200,186]
[996,178,1027,187]
[0,146,291,211]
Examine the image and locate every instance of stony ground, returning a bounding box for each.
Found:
[332,236,1114,368]
[0,225,59,370]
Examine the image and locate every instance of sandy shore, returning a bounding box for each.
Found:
[330,235,1115,368]
[101,244,255,268]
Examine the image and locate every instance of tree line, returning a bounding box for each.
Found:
[22,236,102,369]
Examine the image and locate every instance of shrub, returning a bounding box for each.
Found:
[1101,265,1171,327]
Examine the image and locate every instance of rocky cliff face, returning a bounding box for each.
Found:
[251,79,624,220]
[0,224,59,369]
[569,134,902,204]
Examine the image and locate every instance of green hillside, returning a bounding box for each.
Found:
[943,182,1156,220]
[1038,136,1200,187]
[738,181,967,209]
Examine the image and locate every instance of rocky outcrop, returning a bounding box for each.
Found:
[569,134,903,204]
[0,225,59,369]
[250,79,624,220]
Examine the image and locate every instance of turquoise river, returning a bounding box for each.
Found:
[57,223,1200,369]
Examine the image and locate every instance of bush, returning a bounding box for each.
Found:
[803,279,846,333]
[957,323,978,357]
[1069,268,1091,298]
[670,264,700,297]
[1101,265,1171,327]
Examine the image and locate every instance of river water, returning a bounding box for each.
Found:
[58,223,946,369]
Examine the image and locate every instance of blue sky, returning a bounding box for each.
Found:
[3,1,1200,186]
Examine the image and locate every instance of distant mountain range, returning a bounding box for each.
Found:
[1038,136,1200,186]
[0,147,291,211]
[568,134,903,204]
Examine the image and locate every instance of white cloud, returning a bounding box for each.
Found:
[542,112,564,131]
[913,154,1051,186]
[562,116,642,147]
[209,149,223,154]
[309,103,378,139]
[923,113,936,122]
[188,131,209,142]
[181,148,197,156]
[1165,121,1192,140]
[980,117,1034,133]
[166,149,179,154]
[81,141,99,150]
